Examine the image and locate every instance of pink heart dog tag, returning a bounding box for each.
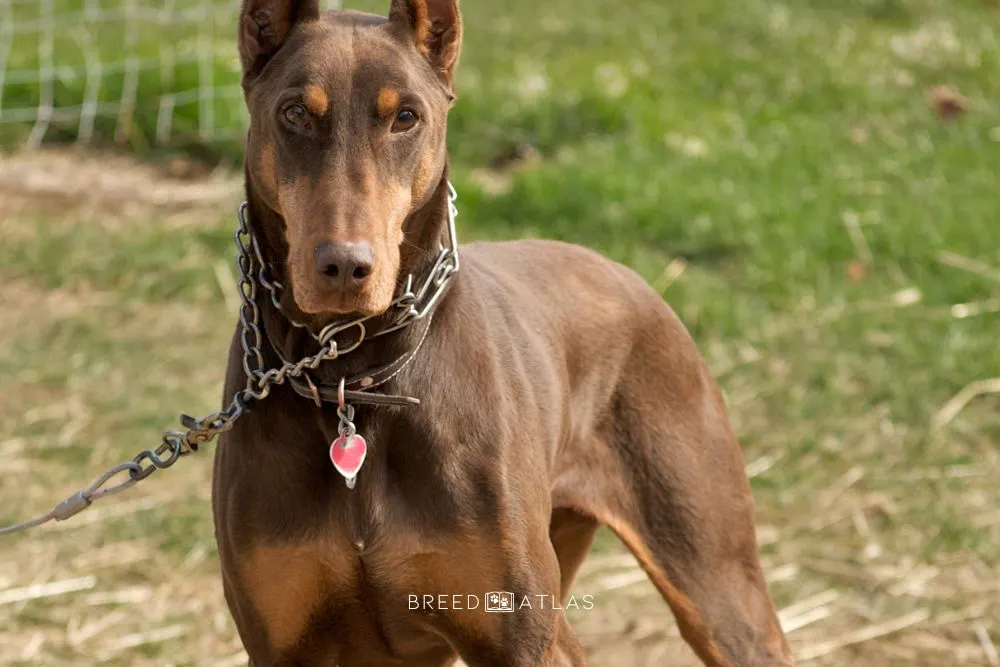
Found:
[330,433,367,488]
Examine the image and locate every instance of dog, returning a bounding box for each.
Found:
[212,1,795,665]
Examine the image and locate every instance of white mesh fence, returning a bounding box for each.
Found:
[0,0,338,150]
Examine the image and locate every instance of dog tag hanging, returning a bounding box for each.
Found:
[331,378,366,489]
[330,431,367,489]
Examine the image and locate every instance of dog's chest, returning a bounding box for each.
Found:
[238,506,507,657]
[224,384,530,657]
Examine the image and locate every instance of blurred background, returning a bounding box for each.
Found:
[1,0,998,665]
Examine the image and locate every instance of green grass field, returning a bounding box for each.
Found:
[1,0,999,665]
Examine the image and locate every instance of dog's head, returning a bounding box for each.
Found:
[238,0,461,317]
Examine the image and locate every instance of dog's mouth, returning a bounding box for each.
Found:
[287,266,397,320]
[259,182,460,342]
[291,281,394,318]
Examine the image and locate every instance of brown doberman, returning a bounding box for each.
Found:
[212,1,795,665]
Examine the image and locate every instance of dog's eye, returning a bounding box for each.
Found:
[391,109,419,133]
[282,103,308,128]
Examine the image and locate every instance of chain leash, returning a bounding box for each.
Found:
[0,185,459,537]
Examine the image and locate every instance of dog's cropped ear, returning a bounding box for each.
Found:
[239,0,321,79]
[389,0,462,91]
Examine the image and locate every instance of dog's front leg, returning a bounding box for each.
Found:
[465,596,588,667]
[446,530,589,667]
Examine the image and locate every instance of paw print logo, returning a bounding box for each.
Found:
[485,591,514,612]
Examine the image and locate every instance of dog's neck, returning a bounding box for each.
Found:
[242,170,456,385]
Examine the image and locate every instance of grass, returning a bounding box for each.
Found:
[1,0,999,664]
[0,0,245,158]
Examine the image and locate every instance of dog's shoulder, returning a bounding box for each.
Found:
[461,239,657,302]
[461,238,626,280]
[463,237,607,262]
[453,239,676,341]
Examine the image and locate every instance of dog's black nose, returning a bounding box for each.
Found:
[314,241,374,284]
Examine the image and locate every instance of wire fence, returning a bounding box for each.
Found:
[0,0,337,153]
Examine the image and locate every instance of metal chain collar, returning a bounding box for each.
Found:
[0,184,460,537]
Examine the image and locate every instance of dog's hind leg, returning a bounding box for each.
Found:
[549,508,600,602]
[555,307,794,666]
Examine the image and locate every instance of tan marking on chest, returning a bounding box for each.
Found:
[303,85,329,116]
[374,531,508,637]
[241,544,354,652]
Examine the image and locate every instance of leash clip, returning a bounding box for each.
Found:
[335,377,356,436]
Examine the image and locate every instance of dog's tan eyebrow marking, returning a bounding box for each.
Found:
[376,86,401,116]
[303,85,329,115]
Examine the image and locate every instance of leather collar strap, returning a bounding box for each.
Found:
[280,314,434,409]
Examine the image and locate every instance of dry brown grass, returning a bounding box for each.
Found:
[1,150,998,666]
